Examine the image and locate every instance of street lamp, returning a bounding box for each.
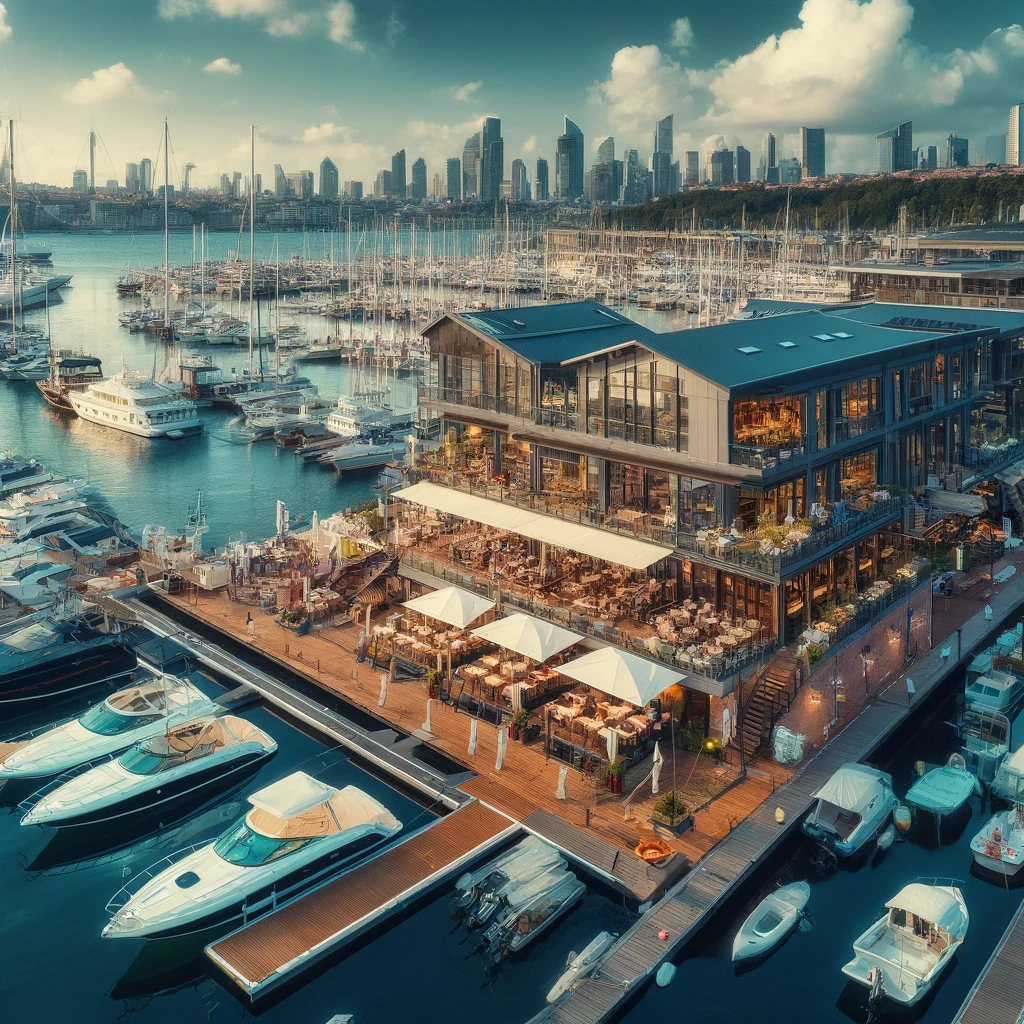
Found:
[861,644,872,698]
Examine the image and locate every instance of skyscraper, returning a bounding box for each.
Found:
[875,121,913,173]
[274,163,288,197]
[480,117,504,203]
[764,133,777,182]
[735,145,751,183]
[984,134,1006,165]
[946,134,968,168]
[709,149,734,187]
[684,151,699,186]
[1008,103,1023,166]
[342,180,363,199]
[125,162,140,192]
[232,170,243,197]
[511,159,529,202]
[72,169,89,193]
[652,114,673,199]
[139,158,153,193]
[391,150,406,199]
[374,169,392,197]
[535,158,549,201]
[800,127,825,178]
[555,116,584,200]
[462,132,481,199]
[446,157,461,200]
[926,146,938,170]
[411,157,427,200]
[597,136,615,166]
[432,173,444,197]
[319,157,339,197]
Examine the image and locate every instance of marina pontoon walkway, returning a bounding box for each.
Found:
[954,900,1024,1023]
[206,800,518,1000]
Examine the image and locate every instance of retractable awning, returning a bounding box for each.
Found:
[395,480,673,570]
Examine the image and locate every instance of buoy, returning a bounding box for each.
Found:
[876,825,895,851]
[656,963,676,987]
[894,805,912,832]
[775,807,786,824]
[657,928,669,941]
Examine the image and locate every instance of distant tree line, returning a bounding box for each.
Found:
[619,175,1024,234]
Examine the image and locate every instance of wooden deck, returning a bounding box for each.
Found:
[955,900,1024,1024]
[206,801,518,999]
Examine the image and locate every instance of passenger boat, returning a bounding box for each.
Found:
[802,764,897,858]
[841,883,968,1007]
[102,772,402,939]
[0,677,216,779]
[905,754,975,825]
[67,370,202,439]
[732,881,810,962]
[546,931,617,1002]
[0,617,137,712]
[970,807,1024,879]
[22,714,277,827]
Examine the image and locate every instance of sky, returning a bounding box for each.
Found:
[0,0,1022,189]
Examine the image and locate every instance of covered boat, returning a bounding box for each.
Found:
[802,764,897,858]
[732,881,810,962]
[970,808,1024,879]
[545,930,617,1002]
[992,745,1024,803]
[905,754,975,822]
[841,883,968,1006]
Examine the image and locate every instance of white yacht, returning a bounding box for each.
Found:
[970,807,1024,879]
[319,436,409,473]
[67,370,202,438]
[23,714,278,827]
[841,883,968,1007]
[103,772,402,939]
[0,677,216,779]
[0,488,89,536]
[802,764,897,858]
[325,395,393,438]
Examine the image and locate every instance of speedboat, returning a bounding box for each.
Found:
[841,883,968,1007]
[0,677,215,779]
[905,754,975,825]
[546,931,617,1002]
[102,772,402,939]
[802,764,897,858]
[22,714,277,827]
[731,881,810,962]
[970,807,1024,879]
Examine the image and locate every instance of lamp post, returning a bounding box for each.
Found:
[861,644,872,698]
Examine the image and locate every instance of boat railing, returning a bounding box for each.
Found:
[104,842,211,914]
[17,751,121,818]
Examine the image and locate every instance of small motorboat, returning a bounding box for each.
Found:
[732,881,810,962]
[970,808,1024,880]
[545,930,617,1003]
[802,764,897,858]
[906,754,975,825]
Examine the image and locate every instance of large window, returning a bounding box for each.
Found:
[732,394,804,451]
[907,360,934,417]
[679,477,719,529]
[839,451,877,498]
[538,368,579,429]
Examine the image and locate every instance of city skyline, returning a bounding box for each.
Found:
[0,0,1022,189]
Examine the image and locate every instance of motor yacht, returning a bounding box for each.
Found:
[0,677,216,779]
[0,457,64,497]
[22,714,277,827]
[802,763,897,858]
[102,772,402,939]
[841,883,968,1007]
[319,435,409,474]
[0,490,90,537]
[0,560,75,607]
[0,617,137,711]
[970,807,1024,879]
[68,370,202,439]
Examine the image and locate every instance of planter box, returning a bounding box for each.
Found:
[650,813,693,836]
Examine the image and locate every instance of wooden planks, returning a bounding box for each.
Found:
[207,802,512,993]
[523,808,620,875]
[956,901,1024,1024]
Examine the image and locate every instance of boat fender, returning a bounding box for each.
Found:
[657,928,669,941]
[775,807,785,824]
[656,963,676,988]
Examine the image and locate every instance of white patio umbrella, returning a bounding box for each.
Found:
[557,647,685,707]
[403,586,495,629]
[471,612,580,662]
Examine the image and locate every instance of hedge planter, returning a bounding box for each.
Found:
[650,812,693,836]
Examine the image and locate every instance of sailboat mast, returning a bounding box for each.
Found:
[163,117,170,330]
[8,118,16,355]
[248,124,255,376]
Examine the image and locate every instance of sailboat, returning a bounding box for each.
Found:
[116,237,144,295]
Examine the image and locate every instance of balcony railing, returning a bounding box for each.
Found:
[728,441,807,470]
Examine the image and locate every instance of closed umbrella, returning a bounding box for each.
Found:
[606,726,619,762]
[422,698,433,734]
[556,765,569,800]
[495,726,507,770]
[651,741,664,795]
[468,718,478,756]
[378,674,388,708]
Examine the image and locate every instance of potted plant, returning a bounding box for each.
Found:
[604,758,625,794]
[425,668,442,699]
[651,793,692,834]
[512,708,529,741]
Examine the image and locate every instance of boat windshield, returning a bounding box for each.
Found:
[80,704,162,736]
[213,820,312,866]
[120,745,188,775]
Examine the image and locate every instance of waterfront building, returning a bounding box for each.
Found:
[391,149,407,199]
[481,117,504,203]
[735,145,751,184]
[319,157,339,198]
[555,117,584,201]
[462,132,481,200]
[446,157,461,200]
[875,121,914,174]
[946,134,969,169]
[411,157,427,200]
[1009,103,1023,166]
[800,127,825,178]
[342,180,363,199]
[139,158,153,193]
[373,169,392,197]
[72,169,89,194]
[535,158,549,202]
[685,151,699,186]
[511,159,529,203]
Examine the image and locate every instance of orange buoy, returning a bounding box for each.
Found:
[657,928,670,941]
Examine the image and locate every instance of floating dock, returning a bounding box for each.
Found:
[205,800,518,1000]
[954,899,1024,1023]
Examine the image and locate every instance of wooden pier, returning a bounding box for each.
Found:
[205,800,518,1000]
[954,900,1024,1024]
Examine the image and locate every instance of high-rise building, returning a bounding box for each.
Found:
[779,157,802,184]
[1008,103,1023,166]
[684,151,699,186]
[510,158,529,203]
[462,132,481,199]
[342,180,363,199]
[555,116,584,200]
[764,133,777,182]
[984,134,1006,165]
[535,158,549,201]
[411,156,427,200]
[709,149,734,187]
[319,157,339,197]
[125,162,140,192]
[800,127,825,178]
[598,137,615,166]
[219,173,231,194]
[446,157,461,200]
[274,163,288,197]
[651,115,673,199]
[735,145,751,183]
[286,171,313,198]
[432,173,444,197]
[623,150,643,204]
[139,158,153,193]
[253,173,262,195]
[946,134,969,168]
[875,121,913,173]
[480,117,503,203]
[374,169,392,197]
[232,170,243,197]
[72,169,89,193]
[391,150,406,199]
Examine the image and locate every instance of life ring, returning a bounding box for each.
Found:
[635,840,673,864]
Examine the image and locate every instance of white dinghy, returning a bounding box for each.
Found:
[546,930,617,1002]
[732,881,810,962]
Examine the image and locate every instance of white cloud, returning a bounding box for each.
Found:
[63,63,150,105]
[0,3,12,41]
[443,81,482,102]
[327,1,364,50]
[298,122,348,144]
[590,44,693,132]
[158,0,322,40]
[670,17,693,53]
[266,11,310,36]
[157,0,198,17]
[522,135,537,153]
[203,56,242,74]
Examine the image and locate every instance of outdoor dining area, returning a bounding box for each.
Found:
[650,599,765,672]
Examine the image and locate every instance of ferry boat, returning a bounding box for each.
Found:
[22,714,277,827]
[67,371,202,439]
[0,677,216,779]
[102,772,402,939]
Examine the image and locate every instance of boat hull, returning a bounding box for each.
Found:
[0,643,138,713]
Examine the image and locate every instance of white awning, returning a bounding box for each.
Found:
[885,883,968,938]
[248,771,335,818]
[557,646,685,707]
[403,585,495,628]
[394,480,673,570]
[471,613,581,662]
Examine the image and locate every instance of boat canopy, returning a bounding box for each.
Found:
[886,884,968,939]
[812,763,892,812]
[248,771,335,818]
